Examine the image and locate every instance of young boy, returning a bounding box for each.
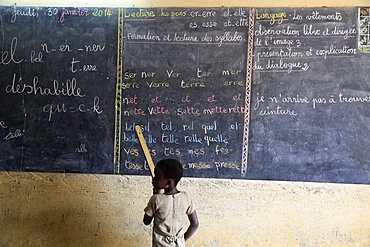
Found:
[143,159,199,247]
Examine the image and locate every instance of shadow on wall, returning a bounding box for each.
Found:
[0,172,133,246]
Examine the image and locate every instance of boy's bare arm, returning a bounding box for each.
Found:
[184,210,199,241]
[143,213,153,225]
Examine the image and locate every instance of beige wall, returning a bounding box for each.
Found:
[1,172,369,246]
[1,1,370,246]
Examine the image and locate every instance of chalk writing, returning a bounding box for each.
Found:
[0,37,24,65]
[11,7,39,23]
[43,96,103,121]
[255,9,287,25]
[122,7,248,178]
[3,129,23,140]
[253,9,357,73]
[75,143,88,153]
[59,8,90,23]
[0,121,8,129]
[6,75,85,97]
[0,6,117,173]
[253,92,370,116]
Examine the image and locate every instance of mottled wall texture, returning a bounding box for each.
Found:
[1,0,370,246]
[0,172,369,246]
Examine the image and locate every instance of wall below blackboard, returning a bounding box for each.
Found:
[1,172,369,246]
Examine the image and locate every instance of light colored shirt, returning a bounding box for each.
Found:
[144,191,195,247]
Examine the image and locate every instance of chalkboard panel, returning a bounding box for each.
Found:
[0,6,369,184]
[247,8,370,184]
[0,6,118,173]
[120,8,249,178]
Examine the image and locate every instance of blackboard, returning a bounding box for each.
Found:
[1,6,370,184]
[247,8,370,184]
[120,8,249,178]
[0,6,117,173]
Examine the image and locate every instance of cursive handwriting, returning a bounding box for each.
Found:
[11,7,38,23]
[43,96,103,121]
[6,74,85,97]
[0,121,8,129]
[0,37,24,65]
[255,9,287,25]
[60,8,90,23]
[3,129,23,140]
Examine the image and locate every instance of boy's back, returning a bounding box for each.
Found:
[144,191,195,246]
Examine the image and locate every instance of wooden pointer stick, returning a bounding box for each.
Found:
[135,125,155,177]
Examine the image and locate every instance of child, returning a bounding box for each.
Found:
[143,159,199,247]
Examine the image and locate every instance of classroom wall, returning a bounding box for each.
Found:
[1,0,370,246]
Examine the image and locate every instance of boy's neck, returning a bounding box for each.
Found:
[164,187,179,195]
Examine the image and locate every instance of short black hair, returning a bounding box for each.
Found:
[155,159,183,185]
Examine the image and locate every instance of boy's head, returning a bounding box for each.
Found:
[155,159,183,185]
